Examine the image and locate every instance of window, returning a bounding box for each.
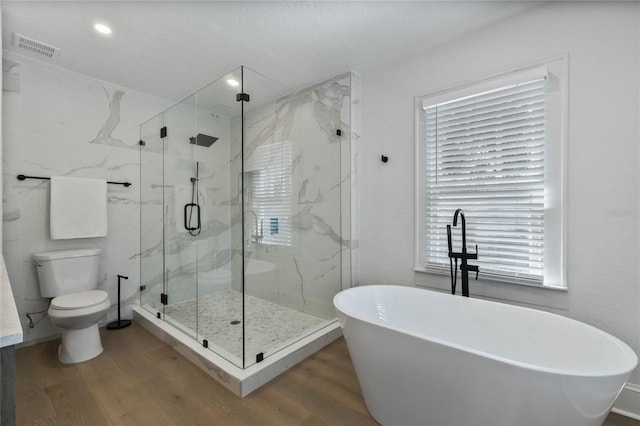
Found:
[415,61,566,288]
[246,141,293,246]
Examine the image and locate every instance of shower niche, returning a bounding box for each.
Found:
[138,66,356,380]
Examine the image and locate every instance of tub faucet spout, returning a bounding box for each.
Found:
[447,208,479,297]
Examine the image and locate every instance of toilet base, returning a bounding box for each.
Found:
[58,323,104,364]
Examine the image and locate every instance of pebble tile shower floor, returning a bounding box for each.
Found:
[163,289,328,365]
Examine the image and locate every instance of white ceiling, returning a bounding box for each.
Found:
[2,1,537,102]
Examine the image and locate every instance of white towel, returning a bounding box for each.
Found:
[50,176,107,240]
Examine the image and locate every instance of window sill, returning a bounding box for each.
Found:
[412,267,569,311]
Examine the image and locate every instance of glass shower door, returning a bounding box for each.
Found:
[241,67,343,367]
[140,113,166,316]
[194,67,245,367]
[160,94,200,338]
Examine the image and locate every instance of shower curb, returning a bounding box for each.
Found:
[133,306,342,397]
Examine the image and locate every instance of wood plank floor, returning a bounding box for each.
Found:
[15,322,639,426]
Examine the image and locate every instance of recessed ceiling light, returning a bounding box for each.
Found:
[94,23,112,35]
[226,79,239,87]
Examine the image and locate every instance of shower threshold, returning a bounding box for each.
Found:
[132,305,342,397]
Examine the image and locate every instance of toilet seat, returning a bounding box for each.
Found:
[48,289,110,333]
[51,290,109,310]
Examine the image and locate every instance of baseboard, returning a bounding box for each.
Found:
[612,383,640,420]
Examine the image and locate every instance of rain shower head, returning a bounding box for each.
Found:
[189,134,218,147]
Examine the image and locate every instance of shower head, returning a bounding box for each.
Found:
[189,133,218,147]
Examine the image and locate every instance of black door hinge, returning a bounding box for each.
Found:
[160,293,168,305]
[256,352,264,363]
[203,340,209,348]
[336,129,342,136]
[139,140,146,146]
[140,285,146,291]
[160,127,167,138]
[236,93,250,102]
[157,312,161,319]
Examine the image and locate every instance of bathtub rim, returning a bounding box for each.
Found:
[334,285,638,378]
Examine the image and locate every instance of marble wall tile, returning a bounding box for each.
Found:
[2,52,172,343]
[2,55,360,346]
[138,88,239,311]
[234,72,356,318]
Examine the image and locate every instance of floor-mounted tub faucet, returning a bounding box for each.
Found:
[447,208,479,297]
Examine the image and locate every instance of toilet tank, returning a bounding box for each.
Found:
[33,248,102,297]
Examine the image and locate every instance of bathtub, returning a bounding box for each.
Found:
[333,285,637,426]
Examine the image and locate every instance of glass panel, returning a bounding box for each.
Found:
[242,67,342,367]
[195,67,245,367]
[140,66,350,370]
[140,113,165,317]
[162,94,199,338]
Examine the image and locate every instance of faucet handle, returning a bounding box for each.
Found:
[466,264,480,280]
[466,244,478,260]
[473,245,479,279]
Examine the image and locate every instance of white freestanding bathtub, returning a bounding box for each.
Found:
[333,285,638,426]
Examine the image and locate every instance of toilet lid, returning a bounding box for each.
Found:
[51,290,108,310]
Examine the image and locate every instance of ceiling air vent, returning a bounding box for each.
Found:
[11,33,61,60]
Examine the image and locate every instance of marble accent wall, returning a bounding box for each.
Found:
[2,53,360,345]
[231,71,358,319]
[139,70,360,327]
[2,52,172,343]
[139,92,236,316]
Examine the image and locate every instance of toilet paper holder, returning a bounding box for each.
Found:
[107,275,131,330]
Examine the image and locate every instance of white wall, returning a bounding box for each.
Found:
[2,51,172,343]
[360,1,640,395]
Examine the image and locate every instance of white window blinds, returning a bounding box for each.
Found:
[423,74,548,284]
[247,141,293,246]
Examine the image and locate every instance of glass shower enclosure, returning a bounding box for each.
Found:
[139,66,344,368]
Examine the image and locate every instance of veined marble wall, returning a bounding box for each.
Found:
[139,91,236,318]
[139,70,360,325]
[230,71,358,319]
[2,52,173,343]
[2,53,360,344]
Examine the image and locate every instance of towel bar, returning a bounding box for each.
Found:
[17,174,131,187]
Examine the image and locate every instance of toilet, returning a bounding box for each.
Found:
[33,248,110,364]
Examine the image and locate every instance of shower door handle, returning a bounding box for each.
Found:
[184,203,201,231]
